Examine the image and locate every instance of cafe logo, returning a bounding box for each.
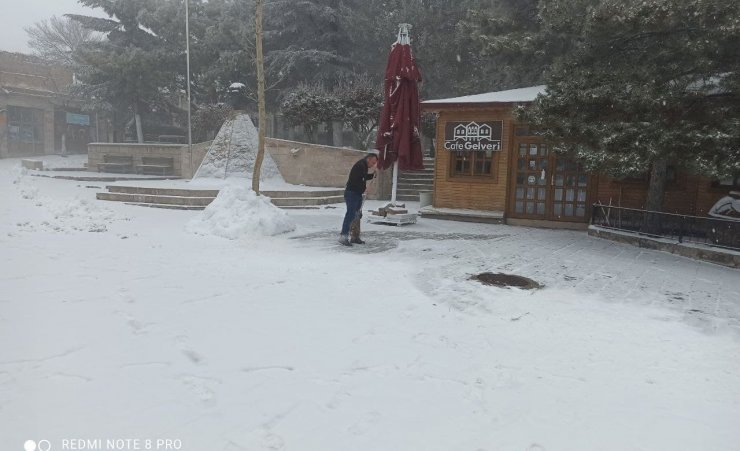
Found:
[444,121,502,152]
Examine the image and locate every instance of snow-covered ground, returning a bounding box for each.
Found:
[2,156,739,451]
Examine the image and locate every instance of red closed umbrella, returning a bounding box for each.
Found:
[375,24,424,175]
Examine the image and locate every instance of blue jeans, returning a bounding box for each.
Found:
[341,190,363,236]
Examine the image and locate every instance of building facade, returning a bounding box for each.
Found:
[0,51,98,158]
[422,86,737,226]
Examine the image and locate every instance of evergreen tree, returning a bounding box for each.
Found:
[67,0,180,142]
[333,73,382,148]
[196,0,257,105]
[521,0,740,212]
[280,82,340,142]
[459,0,549,89]
[346,0,487,98]
[264,1,354,92]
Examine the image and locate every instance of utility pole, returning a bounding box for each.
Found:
[185,0,193,174]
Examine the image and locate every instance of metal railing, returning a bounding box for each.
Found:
[591,204,740,251]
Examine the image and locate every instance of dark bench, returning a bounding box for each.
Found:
[98,155,134,173]
[136,157,174,176]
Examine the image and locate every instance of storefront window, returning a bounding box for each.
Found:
[7,105,45,155]
[451,151,493,177]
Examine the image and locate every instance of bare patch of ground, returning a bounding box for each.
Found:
[471,272,542,290]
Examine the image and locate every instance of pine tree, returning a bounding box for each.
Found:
[195,0,257,105]
[67,0,180,142]
[521,0,740,212]
[264,1,354,91]
[459,0,548,90]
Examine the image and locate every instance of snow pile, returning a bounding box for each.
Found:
[10,166,38,199]
[15,198,120,234]
[38,154,88,169]
[46,198,118,233]
[187,185,295,239]
[9,165,120,233]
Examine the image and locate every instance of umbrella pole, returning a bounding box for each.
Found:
[391,160,399,204]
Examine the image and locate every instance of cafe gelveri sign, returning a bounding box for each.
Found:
[444,121,502,152]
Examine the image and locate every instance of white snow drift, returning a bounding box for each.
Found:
[187,184,296,239]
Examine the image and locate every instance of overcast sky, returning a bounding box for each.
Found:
[0,0,105,54]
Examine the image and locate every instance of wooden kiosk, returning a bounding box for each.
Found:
[422,86,735,227]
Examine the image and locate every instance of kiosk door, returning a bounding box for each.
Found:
[552,156,589,221]
[511,142,590,222]
[512,143,549,219]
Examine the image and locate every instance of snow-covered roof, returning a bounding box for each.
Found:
[422,85,547,106]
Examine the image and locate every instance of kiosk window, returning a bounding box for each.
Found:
[452,151,493,177]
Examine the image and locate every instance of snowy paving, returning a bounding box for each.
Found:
[1,156,740,451]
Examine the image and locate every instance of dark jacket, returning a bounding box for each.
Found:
[345,158,375,194]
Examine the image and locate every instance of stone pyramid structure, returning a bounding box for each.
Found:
[193,112,282,180]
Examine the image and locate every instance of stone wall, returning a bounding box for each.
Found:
[88,143,186,176]
[265,138,368,187]
[266,138,391,199]
[88,138,392,199]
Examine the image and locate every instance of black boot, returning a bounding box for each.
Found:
[338,235,352,246]
[350,237,365,244]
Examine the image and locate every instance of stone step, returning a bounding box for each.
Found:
[401,169,434,174]
[397,188,432,195]
[399,171,434,177]
[399,172,434,177]
[107,185,220,197]
[396,194,421,201]
[397,189,433,196]
[398,180,434,188]
[106,185,344,199]
[398,177,434,184]
[397,182,434,188]
[99,185,345,209]
[396,193,428,200]
[125,203,206,211]
[398,178,433,183]
[279,205,322,210]
[31,173,173,182]
[262,189,344,198]
[97,192,216,206]
[123,202,323,211]
[269,195,344,207]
